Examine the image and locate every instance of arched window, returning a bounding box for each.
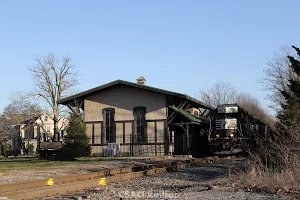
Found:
[133,107,147,143]
[103,108,115,143]
[193,111,199,116]
[44,116,49,122]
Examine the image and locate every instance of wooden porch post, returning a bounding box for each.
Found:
[186,124,189,155]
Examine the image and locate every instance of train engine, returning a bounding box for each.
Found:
[210,104,244,154]
[209,103,271,155]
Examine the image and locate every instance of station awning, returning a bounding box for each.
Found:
[168,105,210,124]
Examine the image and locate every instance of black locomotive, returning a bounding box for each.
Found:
[209,104,272,155]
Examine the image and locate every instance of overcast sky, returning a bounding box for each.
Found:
[1,1,299,114]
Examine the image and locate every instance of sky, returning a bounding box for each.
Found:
[0,1,299,114]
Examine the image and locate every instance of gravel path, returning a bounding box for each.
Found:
[86,159,280,200]
[180,190,276,200]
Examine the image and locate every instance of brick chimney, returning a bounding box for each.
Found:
[136,76,146,85]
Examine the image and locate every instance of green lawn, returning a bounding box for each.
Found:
[0,157,119,172]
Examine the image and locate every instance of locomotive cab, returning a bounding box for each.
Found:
[210,104,242,154]
[213,104,239,140]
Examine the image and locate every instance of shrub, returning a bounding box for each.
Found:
[27,143,35,155]
[1,143,13,157]
[59,112,91,160]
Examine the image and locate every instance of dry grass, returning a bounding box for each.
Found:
[235,164,299,194]
[231,157,300,198]
[230,120,300,198]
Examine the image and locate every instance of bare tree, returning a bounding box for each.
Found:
[199,82,274,126]
[199,81,239,108]
[261,45,300,111]
[0,115,11,154]
[237,93,264,119]
[3,98,43,125]
[237,93,275,127]
[29,54,78,141]
[240,47,300,193]
[3,98,44,154]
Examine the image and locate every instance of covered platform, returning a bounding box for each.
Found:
[168,105,212,157]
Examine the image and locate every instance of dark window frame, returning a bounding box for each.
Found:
[92,124,95,145]
[133,106,147,143]
[102,108,116,143]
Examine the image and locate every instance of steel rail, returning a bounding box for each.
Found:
[0,167,134,194]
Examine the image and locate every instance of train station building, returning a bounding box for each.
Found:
[58,77,214,157]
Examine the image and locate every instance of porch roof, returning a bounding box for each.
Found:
[168,105,210,124]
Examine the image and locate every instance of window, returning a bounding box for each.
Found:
[103,108,115,143]
[250,124,254,132]
[60,130,65,138]
[44,116,49,122]
[193,111,199,116]
[44,126,50,132]
[133,107,147,143]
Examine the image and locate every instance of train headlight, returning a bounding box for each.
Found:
[230,134,234,137]
[216,134,220,138]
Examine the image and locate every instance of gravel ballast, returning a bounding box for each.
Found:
[85,159,279,200]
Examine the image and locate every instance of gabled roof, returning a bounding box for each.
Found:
[19,116,39,125]
[58,80,214,110]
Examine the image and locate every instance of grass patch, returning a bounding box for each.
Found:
[0,156,152,172]
[0,157,120,172]
[0,159,73,172]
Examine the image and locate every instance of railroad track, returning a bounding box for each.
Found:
[0,156,236,200]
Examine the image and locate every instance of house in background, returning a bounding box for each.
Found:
[12,113,68,154]
[58,77,214,157]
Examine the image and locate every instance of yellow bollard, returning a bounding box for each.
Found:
[99,178,107,186]
[47,178,54,186]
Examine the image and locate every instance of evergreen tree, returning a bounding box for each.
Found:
[277,46,300,132]
[61,112,91,160]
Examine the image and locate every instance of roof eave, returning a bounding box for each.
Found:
[58,80,122,105]
[58,79,215,111]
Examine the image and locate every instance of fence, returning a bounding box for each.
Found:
[89,135,168,157]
